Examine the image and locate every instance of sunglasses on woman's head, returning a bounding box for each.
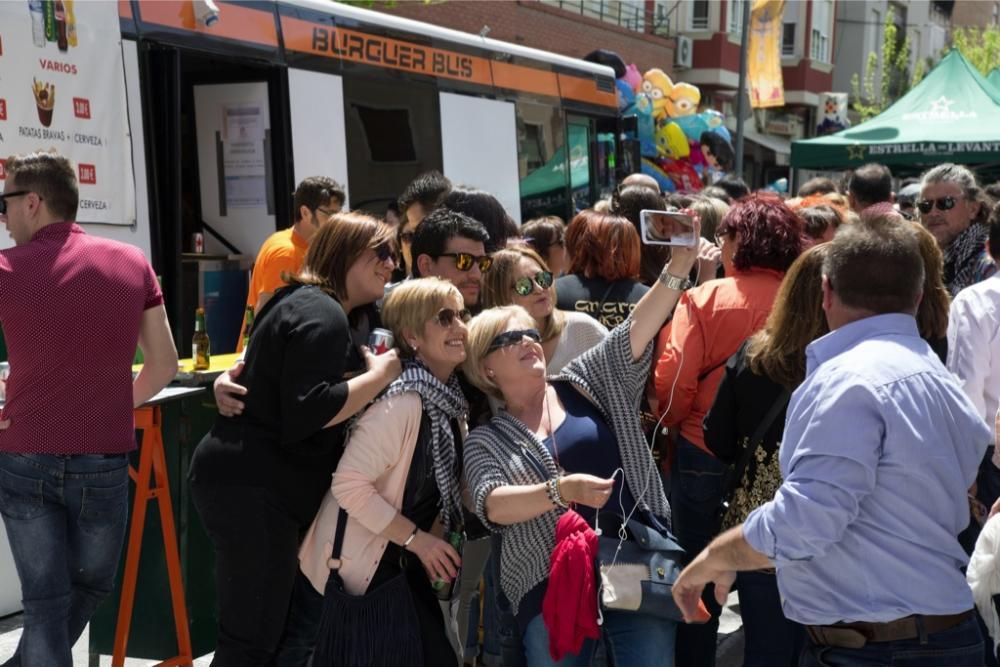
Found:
[513,270,554,296]
[917,196,958,214]
[486,328,542,354]
[434,252,493,272]
[431,307,471,327]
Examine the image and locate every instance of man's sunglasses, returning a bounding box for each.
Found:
[0,191,32,215]
[486,328,541,354]
[434,252,493,272]
[431,307,471,327]
[917,196,958,214]
[513,271,554,296]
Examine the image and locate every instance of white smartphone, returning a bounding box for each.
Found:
[639,210,697,247]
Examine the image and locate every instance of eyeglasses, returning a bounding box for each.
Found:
[917,196,958,214]
[714,228,730,246]
[373,242,397,264]
[486,328,542,354]
[0,191,32,215]
[431,307,471,328]
[434,252,493,273]
[513,270,554,296]
[399,231,416,243]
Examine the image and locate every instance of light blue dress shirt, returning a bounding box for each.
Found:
[744,313,990,625]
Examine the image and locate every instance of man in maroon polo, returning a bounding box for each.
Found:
[0,151,178,667]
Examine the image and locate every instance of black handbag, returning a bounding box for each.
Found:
[596,513,687,621]
[715,388,791,523]
[311,507,424,667]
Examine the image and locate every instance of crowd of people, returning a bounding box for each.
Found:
[3,149,1000,667]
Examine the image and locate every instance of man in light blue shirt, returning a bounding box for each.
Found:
[674,217,991,665]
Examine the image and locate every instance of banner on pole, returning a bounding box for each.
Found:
[748,0,786,109]
[0,1,135,226]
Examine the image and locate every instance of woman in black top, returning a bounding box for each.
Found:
[188,213,402,666]
[703,244,830,667]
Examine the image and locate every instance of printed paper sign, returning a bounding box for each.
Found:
[0,1,135,225]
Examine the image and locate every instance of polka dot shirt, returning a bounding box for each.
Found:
[0,222,163,454]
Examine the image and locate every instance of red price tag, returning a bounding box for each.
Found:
[78,164,96,185]
[0,99,6,121]
[73,98,91,119]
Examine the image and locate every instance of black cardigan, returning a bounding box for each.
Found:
[190,285,363,524]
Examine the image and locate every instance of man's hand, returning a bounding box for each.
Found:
[672,549,735,623]
[214,361,248,417]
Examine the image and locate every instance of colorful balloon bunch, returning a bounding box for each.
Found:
[616,65,735,193]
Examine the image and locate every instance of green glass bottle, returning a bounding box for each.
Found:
[192,307,211,371]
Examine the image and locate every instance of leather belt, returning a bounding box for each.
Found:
[806,610,973,649]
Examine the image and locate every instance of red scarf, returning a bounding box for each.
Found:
[542,509,601,661]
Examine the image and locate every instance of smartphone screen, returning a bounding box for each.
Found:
[640,210,697,247]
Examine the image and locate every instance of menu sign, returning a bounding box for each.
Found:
[0,1,135,225]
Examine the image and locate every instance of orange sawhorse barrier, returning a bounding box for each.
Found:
[112,404,193,667]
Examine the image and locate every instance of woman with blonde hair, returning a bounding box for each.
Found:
[482,245,606,375]
[703,245,830,667]
[463,221,701,666]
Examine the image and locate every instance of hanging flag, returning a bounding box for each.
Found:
[747,0,785,108]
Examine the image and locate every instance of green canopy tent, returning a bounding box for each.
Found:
[989,67,1000,93]
[791,50,1000,173]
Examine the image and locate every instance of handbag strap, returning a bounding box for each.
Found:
[331,507,349,563]
[729,388,791,491]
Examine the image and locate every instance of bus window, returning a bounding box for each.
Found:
[517,101,568,221]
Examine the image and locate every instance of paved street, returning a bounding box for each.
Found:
[0,593,745,666]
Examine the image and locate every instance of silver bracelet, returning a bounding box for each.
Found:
[402,527,418,548]
[658,270,693,291]
[547,477,569,509]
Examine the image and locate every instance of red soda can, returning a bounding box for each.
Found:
[192,232,204,254]
[367,328,394,355]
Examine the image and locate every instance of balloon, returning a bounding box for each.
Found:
[656,122,690,160]
[623,63,642,91]
[641,158,677,192]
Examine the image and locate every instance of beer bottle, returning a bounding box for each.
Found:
[242,305,254,351]
[43,0,56,42]
[192,307,211,371]
[65,0,77,48]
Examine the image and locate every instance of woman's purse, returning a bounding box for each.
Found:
[596,512,694,622]
[312,507,424,667]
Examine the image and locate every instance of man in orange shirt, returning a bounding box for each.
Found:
[238,176,344,352]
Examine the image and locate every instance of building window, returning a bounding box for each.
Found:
[782,22,796,56]
[689,0,709,30]
[541,0,647,33]
[728,0,745,34]
[810,0,832,62]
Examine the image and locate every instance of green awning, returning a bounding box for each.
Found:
[989,68,1000,93]
[792,51,1000,170]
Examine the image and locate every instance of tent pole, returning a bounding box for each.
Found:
[734,0,751,182]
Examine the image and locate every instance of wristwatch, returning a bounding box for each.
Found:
[658,271,693,291]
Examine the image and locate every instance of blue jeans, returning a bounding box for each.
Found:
[669,437,726,667]
[737,570,804,666]
[0,452,129,667]
[522,610,676,667]
[799,615,983,666]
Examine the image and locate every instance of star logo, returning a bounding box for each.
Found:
[847,143,866,161]
[929,96,955,113]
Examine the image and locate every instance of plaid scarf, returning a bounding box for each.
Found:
[379,359,468,533]
[944,222,990,296]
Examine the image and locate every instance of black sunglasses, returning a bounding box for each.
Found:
[373,242,397,264]
[0,191,32,215]
[486,328,541,354]
[434,252,493,273]
[513,270,554,296]
[917,196,958,214]
[431,307,471,327]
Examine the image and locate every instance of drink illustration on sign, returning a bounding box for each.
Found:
[32,78,55,127]
[31,0,77,50]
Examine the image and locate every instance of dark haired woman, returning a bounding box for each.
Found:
[653,193,804,666]
[189,213,401,666]
[521,216,568,277]
[703,245,831,667]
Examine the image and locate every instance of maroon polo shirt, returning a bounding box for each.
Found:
[0,222,163,454]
